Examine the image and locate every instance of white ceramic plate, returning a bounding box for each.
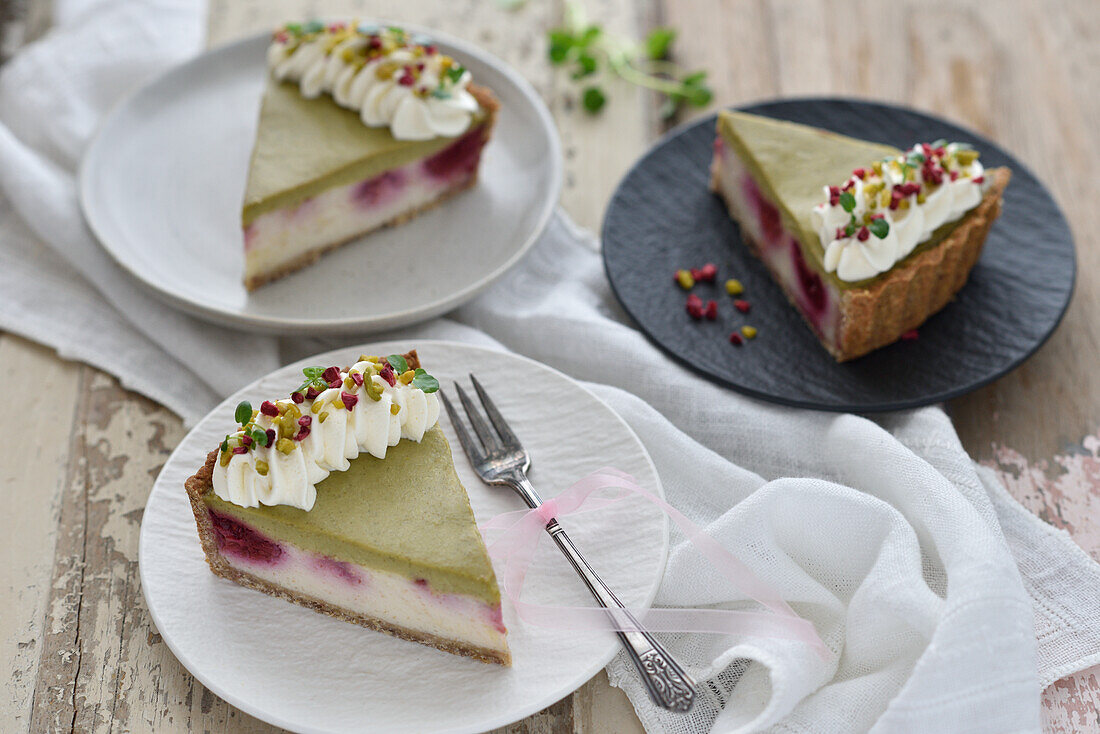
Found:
[139,341,667,733]
[80,28,561,334]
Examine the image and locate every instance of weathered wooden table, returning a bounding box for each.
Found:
[4,1,1099,731]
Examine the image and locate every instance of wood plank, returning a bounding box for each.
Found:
[0,336,82,730]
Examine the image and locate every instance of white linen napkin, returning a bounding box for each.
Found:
[4,2,1100,732]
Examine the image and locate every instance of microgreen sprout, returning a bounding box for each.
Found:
[868,218,890,239]
[411,368,440,393]
[547,1,711,118]
[385,354,409,374]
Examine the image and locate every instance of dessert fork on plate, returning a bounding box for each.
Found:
[442,376,696,713]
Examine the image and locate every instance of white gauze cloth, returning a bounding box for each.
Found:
[3,2,1100,732]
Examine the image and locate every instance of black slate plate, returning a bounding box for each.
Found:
[602,98,1076,412]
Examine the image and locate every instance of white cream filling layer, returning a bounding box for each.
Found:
[713,141,841,344]
[244,163,466,279]
[222,539,508,653]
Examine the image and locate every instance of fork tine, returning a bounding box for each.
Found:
[440,390,487,464]
[453,382,503,453]
[469,374,522,451]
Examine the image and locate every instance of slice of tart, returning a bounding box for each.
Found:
[242,22,500,290]
[710,110,1011,361]
[184,350,510,665]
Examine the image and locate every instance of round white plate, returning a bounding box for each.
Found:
[80,28,561,334]
[140,341,667,734]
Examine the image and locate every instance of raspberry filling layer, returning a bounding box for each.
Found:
[205,507,508,651]
[242,123,491,283]
[712,137,841,345]
[209,509,285,565]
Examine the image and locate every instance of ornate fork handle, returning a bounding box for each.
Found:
[508,472,696,713]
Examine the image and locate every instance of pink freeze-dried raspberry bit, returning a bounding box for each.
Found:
[351,371,364,387]
[260,400,279,417]
[232,446,248,454]
[305,386,322,400]
[698,263,718,283]
[294,427,311,441]
[729,332,743,346]
[322,366,341,383]
[341,392,359,411]
[686,293,704,320]
[298,415,312,427]
[734,299,751,314]
[291,391,305,404]
[380,365,397,386]
[265,428,276,447]
[241,435,253,447]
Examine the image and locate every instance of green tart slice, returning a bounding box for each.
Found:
[710,110,1010,361]
[242,23,500,290]
[185,351,510,665]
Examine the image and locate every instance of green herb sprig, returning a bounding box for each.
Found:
[295,366,329,395]
[547,1,711,117]
[411,368,439,393]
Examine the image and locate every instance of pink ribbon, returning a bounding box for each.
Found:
[480,469,828,657]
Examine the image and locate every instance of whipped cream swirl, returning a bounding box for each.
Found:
[212,358,441,511]
[810,142,986,282]
[267,21,480,141]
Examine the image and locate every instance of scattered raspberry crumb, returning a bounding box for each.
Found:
[686,293,705,320]
[734,299,751,313]
[901,329,919,341]
[729,332,743,346]
[704,300,718,320]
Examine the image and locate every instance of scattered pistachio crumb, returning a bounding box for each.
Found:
[741,325,758,339]
[725,278,743,296]
[255,460,269,476]
[276,438,295,455]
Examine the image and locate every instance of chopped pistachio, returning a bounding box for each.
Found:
[366,377,383,401]
[399,370,415,385]
[375,60,399,79]
[390,403,401,415]
[916,191,927,205]
[311,400,323,414]
[276,438,295,455]
[956,149,979,166]
[255,460,269,476]
[219,450,232,467]
[333,398,345,410]
[319,411,330,424]
[344,376,356,391]
[284,403,301,420]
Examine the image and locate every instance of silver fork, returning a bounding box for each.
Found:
[442,375,696,713]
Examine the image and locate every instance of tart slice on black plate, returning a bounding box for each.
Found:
[710,111,1010,361]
